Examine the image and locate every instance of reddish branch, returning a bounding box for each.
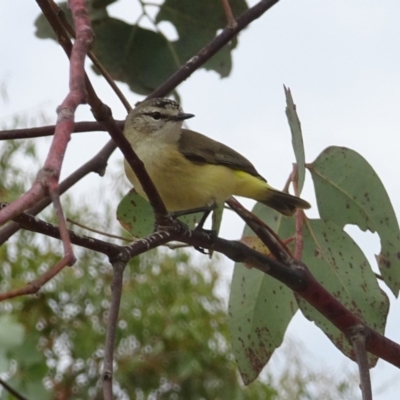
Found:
[227,197,294,264]
[54,3,131,113]
[0,140,115,246]
[0,256,71,302]
[0,0,95,266]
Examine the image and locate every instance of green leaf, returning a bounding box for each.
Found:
[117,189,156,238]
[156,0,248,77]
[228,203,298,385]
[299,219,389,366]
[35,1,246,93]
[228,267,297,385]
[35,7,179,95]
[91,19,179,95]
[117,189,202,238]
[309,146,400,296]
[284,86,306,194]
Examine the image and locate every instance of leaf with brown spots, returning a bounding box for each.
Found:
[228,204,298,384]
[298,219,389,366]
[309,146,400,296]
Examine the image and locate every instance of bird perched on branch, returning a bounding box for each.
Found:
[123,98,310,216]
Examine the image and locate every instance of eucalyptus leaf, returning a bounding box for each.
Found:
[284,86,306,194]
[228,203,297,384]
[35,6,178,95]
[258,201,389,363]
[228,267,297,385]
[309,146,400,296]
[156,0,248,77]
[117,189,202,238]
[34,0,246,94]
[299,218,389,366]
[91,19,178,95]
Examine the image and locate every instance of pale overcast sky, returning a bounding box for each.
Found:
[1,0,400,398]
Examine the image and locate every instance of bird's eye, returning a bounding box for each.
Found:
[151,112,162,120]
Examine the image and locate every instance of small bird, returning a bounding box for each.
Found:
[123,98,310,216]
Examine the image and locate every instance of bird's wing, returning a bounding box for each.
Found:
[179,129,265,180]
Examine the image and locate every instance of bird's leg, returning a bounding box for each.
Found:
[169,203,216,220]
[171,202,217,230]
[170,202,218,255]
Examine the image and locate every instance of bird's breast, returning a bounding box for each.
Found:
[124,142,237,211]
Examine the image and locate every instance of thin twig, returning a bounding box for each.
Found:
[149,0,280,98]
[67,218,130,241]
[0,120,124,140]
[221,0,238,28]
[49,188,76,266]
[349,326,373,400]
[102,259,127,399]
[0,256,70,302]
[227,197,294,264]
[0,378,29,400]
[66,217,189,249]
[0,139,116,245]
[52,1,132,113]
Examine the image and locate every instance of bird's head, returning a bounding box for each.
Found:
[125,98,194,145]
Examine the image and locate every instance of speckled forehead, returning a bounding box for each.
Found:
[137,98,182,113]
[152,98,182,112]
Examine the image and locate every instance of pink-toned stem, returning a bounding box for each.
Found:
[0,0,94,262]
[0,256,71,302]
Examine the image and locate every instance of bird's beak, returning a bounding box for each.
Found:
[169,113,195,121]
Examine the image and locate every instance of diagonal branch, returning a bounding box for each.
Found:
[150,0,280,98]
[0,256,71,302]
[0,139,115,246]
[227,197,293,264]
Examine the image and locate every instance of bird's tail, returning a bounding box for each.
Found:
[260,188,311,216]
